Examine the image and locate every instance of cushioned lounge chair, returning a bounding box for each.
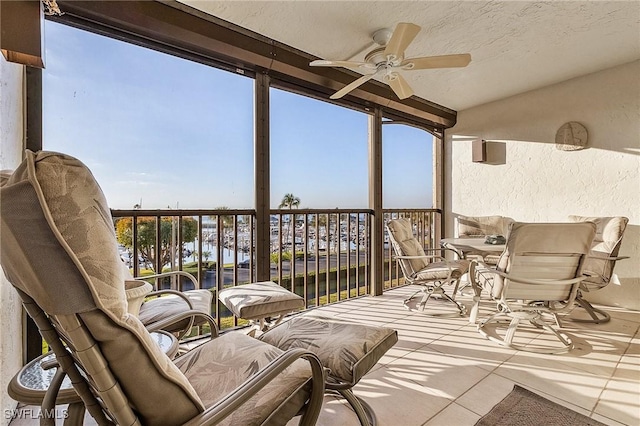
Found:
[386,218,470,315]
[567,215,629,323]
[1,151,325,425]
[469,222,596,354]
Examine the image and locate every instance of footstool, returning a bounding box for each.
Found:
[260,314,398,426]
[218,281,305,335]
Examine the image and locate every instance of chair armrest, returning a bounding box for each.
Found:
[587,254,630,261]
[440,241,465,258]
[145,311,219,340]
[40,357,60,370]
[136,270,200,291]
[183,349,325,426]
[396,254,446,261]
[146,289,194,309]
[425,246,463,258]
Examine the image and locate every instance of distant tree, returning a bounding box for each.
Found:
[279,193,301,210]
[115,216,197,271]
[215,206,235,248]
[215,206,235,228]
[279,194,300,248]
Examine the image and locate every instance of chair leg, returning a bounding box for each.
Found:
[64,403,87,426]
[441,292,466,316]
[503,316,521,346]
[469,295,481,324]
[333,389,377,426]
[570,297,611,324]
[418,290,432,310]
[405,281,466,316]
[478,312,574,354]
[325,388,376,426]
[402,289,424,309]
[457,273,472,296]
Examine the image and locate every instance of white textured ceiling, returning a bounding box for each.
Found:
[180,1,640,111]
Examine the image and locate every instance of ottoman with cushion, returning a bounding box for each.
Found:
[260,314,398,426]
[218,281,305,334]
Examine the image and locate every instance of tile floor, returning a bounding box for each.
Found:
[9,285,640,425]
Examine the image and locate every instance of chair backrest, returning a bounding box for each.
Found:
[569,215,629,288]
[455,214,515,237]
[386,218,428,276]
[0,151,204,424]
[494,222,596,301]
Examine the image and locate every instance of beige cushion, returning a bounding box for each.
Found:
[457,215,514,238]
[415,259,470,280]
[387,218,429,271]
[568,215,629,290]
[80,310,203,424]
[218,281,304,320]
[175,332,312,426]
[388,218,470,282]
[483,254,502,265]
[260,314,398,386]
[139,289,213,331]
[0,151,204,422]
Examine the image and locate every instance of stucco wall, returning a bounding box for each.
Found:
[0,56,24,424]
[446,60,640,310]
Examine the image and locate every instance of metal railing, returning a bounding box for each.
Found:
[111,208,440,329]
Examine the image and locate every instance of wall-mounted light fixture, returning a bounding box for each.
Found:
[472,139,507,165]
[472,139,486,163]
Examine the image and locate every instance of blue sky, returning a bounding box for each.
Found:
[43,21,433,210]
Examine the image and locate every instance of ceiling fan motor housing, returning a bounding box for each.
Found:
[364,47,399,66]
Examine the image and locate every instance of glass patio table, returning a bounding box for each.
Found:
[440,237,506,260]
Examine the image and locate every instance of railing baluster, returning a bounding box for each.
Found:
[111,207,440,330]
[313,213,320,306]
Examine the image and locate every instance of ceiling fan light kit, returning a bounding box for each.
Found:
[310,22,471,100]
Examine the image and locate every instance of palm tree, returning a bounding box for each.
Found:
[279,193,300,249]
[279,193,300,210]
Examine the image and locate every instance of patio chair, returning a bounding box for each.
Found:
[386,218,470,315]
[453,214,514,265]
[1,150,325,425]
[469,222,596,354]
[126,269,215,340]
[566,215,629,323]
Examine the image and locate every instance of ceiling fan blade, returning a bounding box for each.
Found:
[402,53,472,70]
[384,23,421,60]
[310,59,371,69]
[386,73,414,100]
[330,72,378,99]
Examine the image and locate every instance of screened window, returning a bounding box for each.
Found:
[42,21,255,209]
[382,124,434,208]
[270,88,369,209]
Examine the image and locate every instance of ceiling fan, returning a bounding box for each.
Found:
[310,22,471,100]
